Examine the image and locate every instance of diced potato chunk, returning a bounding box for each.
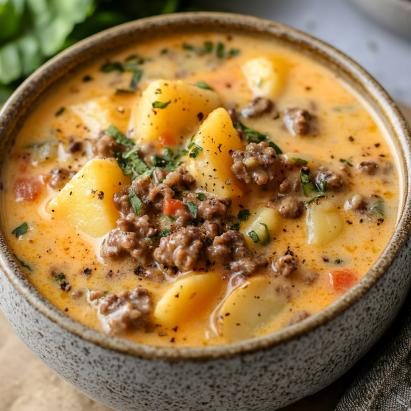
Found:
[47,159,130,237]
[242,57,286,98]
[185,107,243,199]
[306,201,344,246]
[241,207,282,248]
[69,96,124,138]
[154,272,222,328]
[219,276,287,341]
[129,80,221,147]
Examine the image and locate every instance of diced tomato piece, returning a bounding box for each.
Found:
[159,130,177,147]
[163,199,184,216]
[14,177,43,202]
[329,269,357,293]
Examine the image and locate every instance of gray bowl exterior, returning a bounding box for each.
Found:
[0,13,410,411]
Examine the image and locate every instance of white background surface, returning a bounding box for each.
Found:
[195,0,411,106]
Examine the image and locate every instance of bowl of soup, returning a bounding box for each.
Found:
[0,12,410,411]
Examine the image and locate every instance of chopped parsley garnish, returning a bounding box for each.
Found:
[339,158,353,167]
[159,229,171,238]
[53,272,71,291]
[291,157,308,166]
[119,148,151,179]
[100,61,124,73]
[195,80,214,90]
[15,256,32,272]
[55,106,65,117]
[248,230,260,243]
[128,190,143,215]
[233,116,283,154]
[196,192,206,201]
[368,197,385,219]
[12,222,28,238]
[186,202,198,218]
[300,168,326,203]
[182,41,240,59]
[129,68,143,90]
[188,143,203,158]
[152,100,171,109]
[238,209,250,221]
[259,223,271,245]
[229,222,240,231]
[151,148,182,171]
[106,125,134,148]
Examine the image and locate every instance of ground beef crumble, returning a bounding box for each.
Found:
[231,142,285,186]
[283,108,315,136]
[89,287,152,335]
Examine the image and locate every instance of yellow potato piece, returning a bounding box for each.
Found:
[306,201,344,246]
[47,159,130,237]
[154,272,222,328]
[185,107,244,199]
[242,56,286,99]
[241,207,282,248]
[129,79,221,147]
[219,276,287,341]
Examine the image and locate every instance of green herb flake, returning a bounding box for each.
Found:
[229,222,240,231]
[129,68,143,90]
[12,222,29,238]
[291,157,308,166]
[248,230,260,244]
[119,149,151,179]
[186,202,198,218]
[339,158,353,167]
[259,223,271,245]
[368,197,385,219]
[106,125,134,148]
[188,143,203,158]
[100,61,124,73]
[55,106,65,117]
[300,168,327,204]
[238,209,250,221]
[159,229,171,238]
[15,256,32,272]
[128,190,143,215]
[152,100,171,109]
[195,80,214,90]
[196,192,206,201]
[216,41,225,58]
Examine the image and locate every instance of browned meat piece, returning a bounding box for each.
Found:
[91,287,151,335]
[113,190,132,215]
[208,230,267,276]
[279,176,301,194]
[94,134,123,158]
[48,168,73,190]
[163,167,195,190]
[116,214,157,237]
[288,310,310,325]
[147,183,175,211]
[283,108,315,136]
[358,160,378,175]
[229,255,267,276]
[231,142,285,186]
[173,206,193,228]
[315,167,345,191]
[240,97,274,118]
[207,230,249,265]
[153,227,205,271]
[200,221,221,239]
[197,198,230,220]
[101,227,154,264]
[278,197,304,218]
[131,175,152,202]
[272,254,299,277]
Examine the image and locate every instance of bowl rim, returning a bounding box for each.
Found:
[0,11,410,361]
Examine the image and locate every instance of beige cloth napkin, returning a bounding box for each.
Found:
[0,106,409,411]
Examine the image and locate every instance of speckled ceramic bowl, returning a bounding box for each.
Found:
[0,12,410,411]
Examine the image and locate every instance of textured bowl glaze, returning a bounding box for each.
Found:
[0,12,410,411]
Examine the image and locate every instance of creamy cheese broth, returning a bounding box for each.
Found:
[1,33,399,347]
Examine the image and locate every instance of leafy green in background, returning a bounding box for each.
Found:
[0,0,193,102]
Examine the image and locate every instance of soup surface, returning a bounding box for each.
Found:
[1,33,399,347]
